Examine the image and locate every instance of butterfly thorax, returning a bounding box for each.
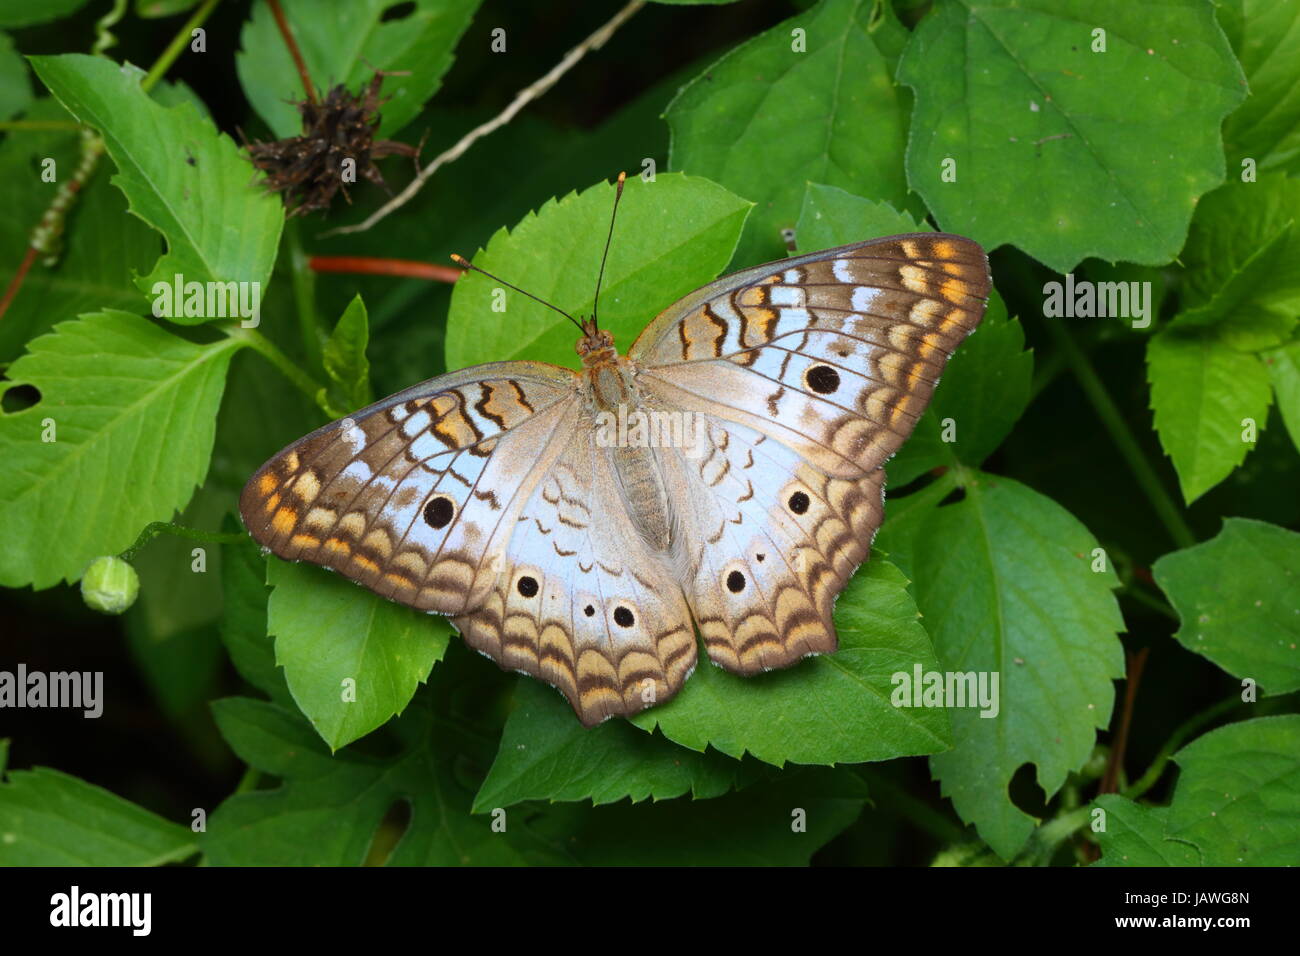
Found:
[578,329,674,555]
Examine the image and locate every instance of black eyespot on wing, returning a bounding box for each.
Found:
[726,570,746,593]
[517,575,539,598]
[756,553,765,562]
[613,606,634,628]
[423,496,455,529]
[806,364,840,395]
[788,491,810,514]
[584,604,596,617]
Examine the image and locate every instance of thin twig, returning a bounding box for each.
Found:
[310,255,462,282]
[269,0,317,103]
[1123,693,1242,800]
[1099,646,1148,794]
[321,0,646,239]
[0,248,37,320]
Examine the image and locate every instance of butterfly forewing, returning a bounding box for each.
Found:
[239,364,579,615]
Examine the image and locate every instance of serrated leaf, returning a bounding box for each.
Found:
[556,767,869,865]
[1263,339,1300,453]
[631,560,953,766]
[1165,715,1300,865]
[0,311,240,588]
[30,54,284,309]
[203,694,567,865]
[1090,795,1199,866]
[897,0,1246,272]
[236,0,480,139]
[473,678,745,812]
[1221,0,1300,172]
[221,531,292,704]
[322,294,372,413]
[913,473,1125,860]
[446,172,751,370]
[0,97,158,361]
[668,0,915,266]
[0,767,195,865]
[1152,518,1300,695]
[265,559,450,750]
[1147,329,1273,504]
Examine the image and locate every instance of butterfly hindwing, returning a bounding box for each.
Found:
[240,363,579,615]
[452,426,697,726]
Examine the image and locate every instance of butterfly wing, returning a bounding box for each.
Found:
[452,424,697,726]
[632,233,990,672]
[631,233,990,478]
[240,362,581,616]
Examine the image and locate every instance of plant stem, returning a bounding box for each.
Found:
[226,325,329,414]
[268,0,317,103]
[286,221,324,373]
[1099,647,1148,794]
[140,0,222,93]
[1044,320,1196,550]
[1123,694,1241,800]
[119,521,248,561]
[310,255,462,283]
[1122,584,1180,621]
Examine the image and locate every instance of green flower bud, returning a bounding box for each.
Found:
[81,556,139,615]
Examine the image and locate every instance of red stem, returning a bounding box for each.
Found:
[309,256,462,283]
[0,246,38,321]
[1099,646,1149,794]
[268,0,317,104]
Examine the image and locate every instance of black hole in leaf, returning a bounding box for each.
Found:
[938,487,967,508]
[380,1,416,21]
[2,384,41,414]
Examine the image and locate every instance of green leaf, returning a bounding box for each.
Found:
[0,311,239,588]
[0,767,195,865]
[0,0,88,28]
[1165,715,1300,865]
[1221,0,1300,172]
[794,182,926,253]
[912,473,1125,860]
[1174,174,1300,351]
[631,560,953,766]
[221,531,292,705]
[0,97,159,362]
[555,767,869,865]
[792,183,1030,486]
[1090,795,1199,866]
[203,694,567,865]
[322,294,373,413]
[474,679,745,811]
[30,54,284,308]
[1153,518,1300,696]
[1147,329,1273,504]
[0,31,31,121]
[236,0,481,139]
[668,0,915,266]
[897,0,1246,272]
[265,559,451,750]
[446,172,752,370]
[1264,338,1300,453]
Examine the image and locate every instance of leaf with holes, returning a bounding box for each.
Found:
[0,311,239,588]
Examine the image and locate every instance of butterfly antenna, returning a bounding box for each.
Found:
[592,171,627,330]
[450,254,584,333]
